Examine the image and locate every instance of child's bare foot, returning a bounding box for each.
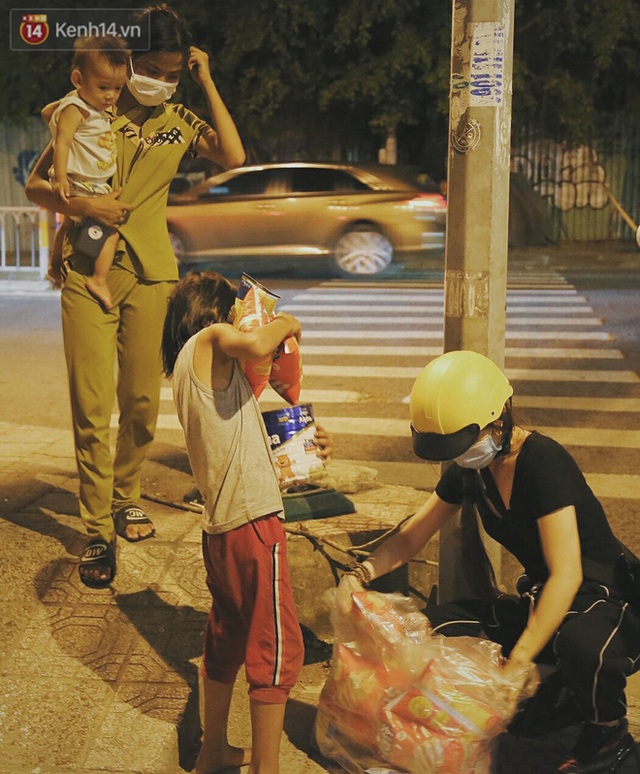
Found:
[195,744,251,773]
[85,276,113,311]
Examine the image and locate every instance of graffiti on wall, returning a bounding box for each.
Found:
[12,150,40,187]
[511,141,608,212]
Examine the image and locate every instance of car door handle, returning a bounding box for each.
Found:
[255,203,276,210]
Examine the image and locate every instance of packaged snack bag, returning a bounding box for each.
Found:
[233,274,278,399]
[271,334,303,405]
[262,404,325,490]
[347,591,432,677]
[233,274,303,404]
[324,644,404,719]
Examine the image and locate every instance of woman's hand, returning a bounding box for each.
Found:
[336,571,363,614]
[82,188,134,229]
[188,46,213,88]
[503,649,533,681]
[314,424,333,462]
[500,655,539,715]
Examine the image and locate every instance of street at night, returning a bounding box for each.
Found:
[2,244,640,772]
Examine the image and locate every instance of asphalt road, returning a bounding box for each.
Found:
[3,268,640,491]
[2,270,640,447]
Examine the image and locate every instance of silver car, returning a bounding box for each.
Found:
[166,162,447,276]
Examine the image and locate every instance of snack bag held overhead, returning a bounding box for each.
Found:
[271,333,303,405]
[233,275,279,399]
[233,274,303,404]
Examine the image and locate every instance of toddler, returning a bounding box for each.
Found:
[46,35,129,310]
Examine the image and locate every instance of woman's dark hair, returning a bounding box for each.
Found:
[132,4,191,60]
[162,271,237,376]
[460,470,500,600]
[458,400,515,600]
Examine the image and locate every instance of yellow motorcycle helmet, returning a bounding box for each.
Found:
[410,350,513,461]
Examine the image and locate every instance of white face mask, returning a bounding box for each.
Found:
[455,432,502,469]
[127,61,178,106]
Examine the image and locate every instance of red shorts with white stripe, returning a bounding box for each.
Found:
[201,513,304,704]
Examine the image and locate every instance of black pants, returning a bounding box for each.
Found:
[425,581,640,723]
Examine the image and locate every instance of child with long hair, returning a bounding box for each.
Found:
[162,270,304,774]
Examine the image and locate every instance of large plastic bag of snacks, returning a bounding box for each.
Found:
[315,589,538,774]
[233,274,302,404]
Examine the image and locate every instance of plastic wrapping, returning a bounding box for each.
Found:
[232,274,303,404]
[316,589,538,774]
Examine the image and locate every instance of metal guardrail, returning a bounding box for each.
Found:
[0,206,49,279]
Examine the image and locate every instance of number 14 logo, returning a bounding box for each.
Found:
[20,14,49,45]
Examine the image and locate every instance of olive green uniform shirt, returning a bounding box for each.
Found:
[109,102,208,281]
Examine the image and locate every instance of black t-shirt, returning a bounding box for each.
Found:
[435,431,622,584]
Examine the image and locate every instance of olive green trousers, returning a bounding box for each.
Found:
[61,265,174,542]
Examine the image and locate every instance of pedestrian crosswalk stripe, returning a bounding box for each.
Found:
[291,315,601,326]
[159,388,638,412]
[398,394,640,412]
[583,474,640,500]
[300,345,622,359]
[322,277,572,290]
[509,368,638,382]
[516,396,640,412]
[284,304,595,314]
[536,427,640,449]
[201,415,638,450]
[300,329,611,340]
[301,364,638,382]
[150,413,640,450]
[293,294,584,304]
[158,387,365,404]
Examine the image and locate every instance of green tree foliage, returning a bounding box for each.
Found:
[0,0,124,121]
[512,0,640,139]
[190,0,451,166]
[1,0,639,160]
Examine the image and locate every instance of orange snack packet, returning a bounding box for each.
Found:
[233,274,303,404]
[270,334,303,405]
[233,275,278,399]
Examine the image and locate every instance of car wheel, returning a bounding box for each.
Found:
[333,227,393,276]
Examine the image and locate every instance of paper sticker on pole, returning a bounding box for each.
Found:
[470,22,506,107]
[452,118,482,154]
[445,270,489,319]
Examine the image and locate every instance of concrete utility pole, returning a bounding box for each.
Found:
[438,0,515,602]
